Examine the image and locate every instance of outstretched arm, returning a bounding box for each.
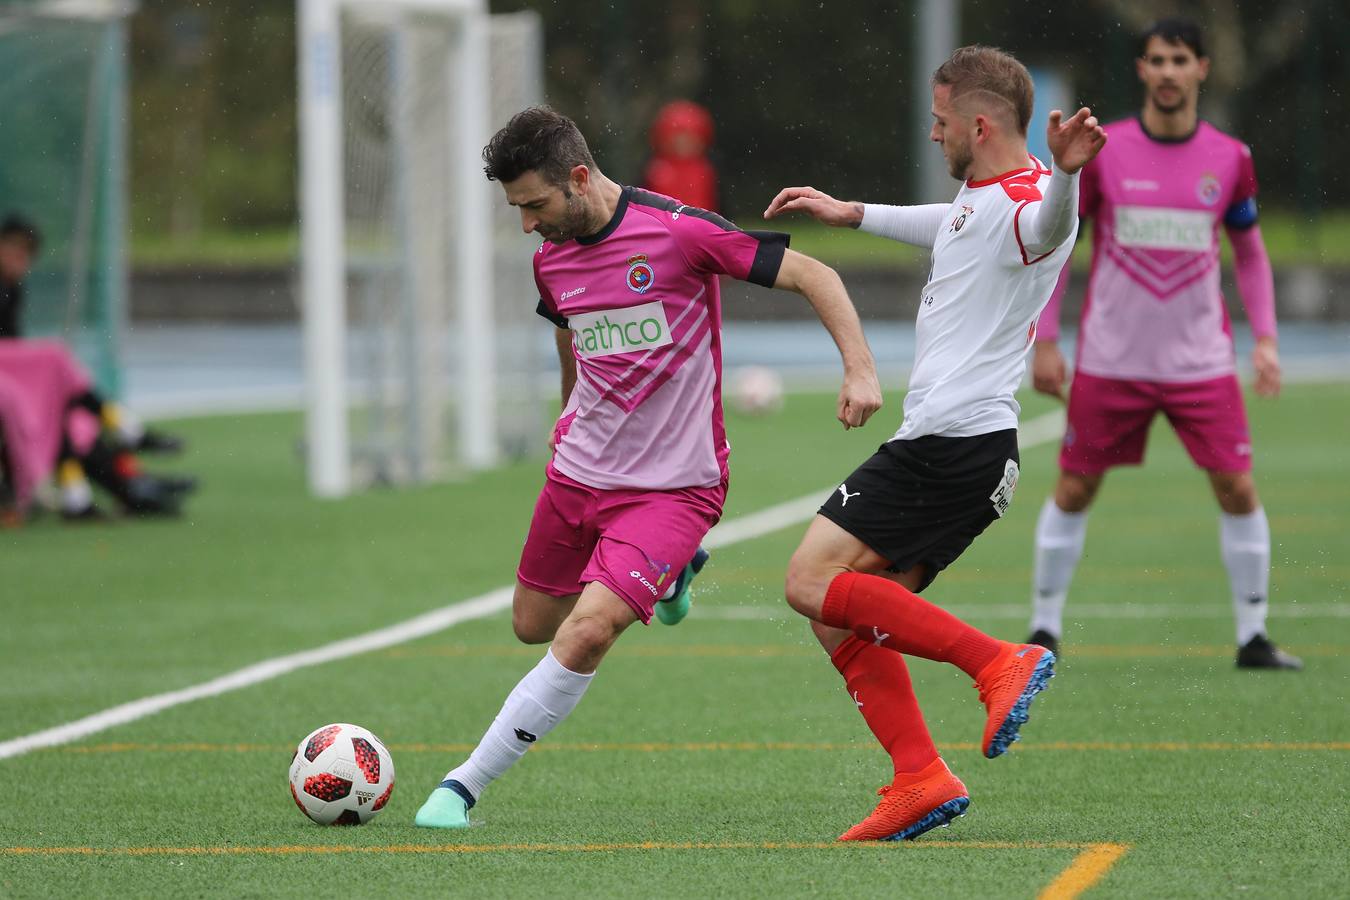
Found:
[772,249,883,429]
[1019,108,1106,255]
[763,186,946,249]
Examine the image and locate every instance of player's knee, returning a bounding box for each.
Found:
[1055,473,1100,511]
[511,610,555,645]
[552,615,619,670]
[1212,473,1258,514]
[783,554,827,619]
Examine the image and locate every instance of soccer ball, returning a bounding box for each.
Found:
[288,723,395,825]
[730,365,784,416]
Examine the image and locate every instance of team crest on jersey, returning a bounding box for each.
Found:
[626,254,655,293]
[950,204,975,233]
[1196,173,1222,206]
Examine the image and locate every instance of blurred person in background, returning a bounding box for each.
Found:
[0,213,194,521]
[641,100,719,213]
[1025,20,1300,670]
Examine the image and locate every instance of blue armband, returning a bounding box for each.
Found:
[1223,196,1259,230]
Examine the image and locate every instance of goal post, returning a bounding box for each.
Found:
[0,0,134,397]
[298,0,541,498]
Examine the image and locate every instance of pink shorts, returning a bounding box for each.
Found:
[516,465,725,624]
[1061,371,1252,475]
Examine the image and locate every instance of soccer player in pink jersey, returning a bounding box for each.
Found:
[765,46,1104,841]
[1025,19,1301,670]
[414,107,884,828]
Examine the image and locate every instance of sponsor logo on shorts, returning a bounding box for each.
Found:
[570,300,673,359]
[629,569,661,597]
[640,550,673,589]
[1114,205,1211,252]
[837,483,861,507]
[989,458,1020,518]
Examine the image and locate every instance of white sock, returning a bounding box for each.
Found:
[60,478,93,513]
[442,648,593,801]
[1030,498,1088,638]
[111,405,144,444]
[1220,507,1270,646]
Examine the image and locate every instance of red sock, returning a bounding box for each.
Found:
[821,571,1004,680]
[113,452,141,480]
[831,635,938,775]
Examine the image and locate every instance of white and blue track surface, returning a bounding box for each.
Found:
[122,321,1350,419]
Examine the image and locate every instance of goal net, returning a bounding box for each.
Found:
[0,0,133,396]
[299,0,546,497]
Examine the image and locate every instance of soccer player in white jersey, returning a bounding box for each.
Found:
[414,107,884,829]
[763,46,1105,841]
[1025,19,1301,670]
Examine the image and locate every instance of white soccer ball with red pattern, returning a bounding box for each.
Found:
[730,365,785,416]
[288,723,395,825]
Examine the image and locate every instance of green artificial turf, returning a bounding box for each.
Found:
[2,384,1347,897]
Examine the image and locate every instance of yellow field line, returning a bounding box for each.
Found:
[1039,842,1132,899]
[1,839,1120,857]
[55,740,1350,754]
[382,643,1342,660]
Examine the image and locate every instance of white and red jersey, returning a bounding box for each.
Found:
[1040,118,1268,382]
[886,157,1078,441]
[535,187,788,491]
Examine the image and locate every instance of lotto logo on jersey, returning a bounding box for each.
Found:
[1114,205,1211,252]
[569,300,674,359]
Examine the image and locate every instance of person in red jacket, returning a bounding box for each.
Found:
[641,100,719,212]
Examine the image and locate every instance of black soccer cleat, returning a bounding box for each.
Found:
[1236,635,1303,671]
[134,428,185,455]
[118,476,184,517]
[1027,629,1060,657]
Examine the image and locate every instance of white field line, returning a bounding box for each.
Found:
[2,410,1070,761]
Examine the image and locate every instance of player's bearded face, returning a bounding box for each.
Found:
[505,171,594,244]
[930,86,975,180]
[1139,36,1207,115]
[536,188,591,244]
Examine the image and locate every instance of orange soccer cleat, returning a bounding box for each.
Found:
[838,758,970,842]
[976,642,1056,759]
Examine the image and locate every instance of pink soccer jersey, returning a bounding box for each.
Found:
[1040,118,1267,382]
[534,188,788,491]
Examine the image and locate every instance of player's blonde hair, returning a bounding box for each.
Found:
[932,45,1034,135]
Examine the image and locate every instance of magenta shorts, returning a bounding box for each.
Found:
[1061,371,1253,475]
[516,465,725,624]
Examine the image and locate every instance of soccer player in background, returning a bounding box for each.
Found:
[1025,19,1301,670]
[764,45,1104,841]
[414,106,884,828]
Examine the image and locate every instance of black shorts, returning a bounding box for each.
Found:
[818,429,1020,592]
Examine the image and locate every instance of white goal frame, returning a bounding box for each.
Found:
[297,0,495,498]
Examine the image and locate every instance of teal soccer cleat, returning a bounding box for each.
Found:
[413,780,474,829]
[655,547,710,626]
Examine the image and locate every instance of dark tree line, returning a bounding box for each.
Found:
[125,0,1346,241]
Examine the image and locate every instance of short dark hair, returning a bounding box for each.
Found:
[0,213,41,253]
[482,106,596,186]
[1138,18,1206,59]
[932,45,1035,135]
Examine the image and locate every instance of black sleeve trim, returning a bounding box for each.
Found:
[744,230,791,287]
[535,298,568,329]
[628,188,740,232]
